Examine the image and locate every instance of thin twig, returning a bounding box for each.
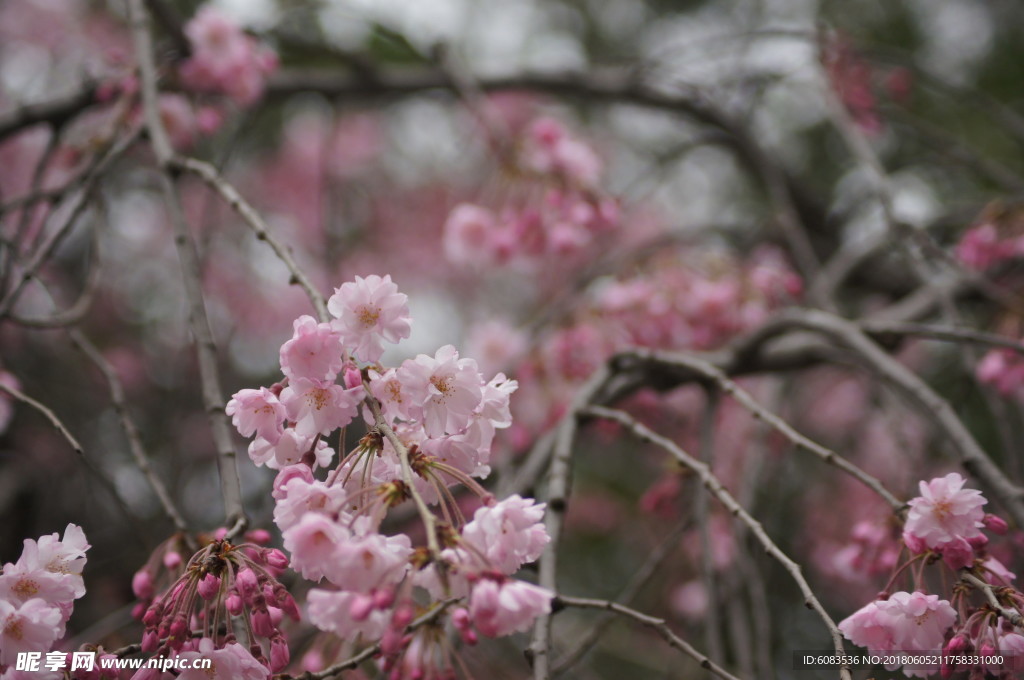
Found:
[129,0,246,533]
[780,309,1024,529]
[553,519,690,675]
[555,595,744,680]
[69,330,189,534]
[862,321,1024,355]
[169,156,328,322]
[0,381,83,455]
[530,365,612,680]
[303,598,458,680]
[961,572,1024,627]
[0,131,137,319]
[582,405,853,680]
[616,348,905,513]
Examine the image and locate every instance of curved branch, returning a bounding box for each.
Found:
[582,405,852,680]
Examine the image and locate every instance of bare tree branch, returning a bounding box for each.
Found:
[582,405,853,680]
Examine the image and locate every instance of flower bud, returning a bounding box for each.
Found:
[270,636,290,672]
[984,514,1009,535]
[236,568,259,597]
[247,529,272,544]
[226,592,244,616]
[197,573,221,600]
[265,549,289,570]
[350,594,374,621]
[162,551,182,570]
[132,570,154,599]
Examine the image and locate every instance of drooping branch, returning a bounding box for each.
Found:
[555,594,745,680]
[530,364,612,680]
[582,405,853,680]
[169,156,328,322]
[777,309,1024,529]
[129,0,246,533]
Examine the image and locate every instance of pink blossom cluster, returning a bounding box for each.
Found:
[178,6,278,106]
[955,223,1024,271]
[840,591,957,677]
[500,248,801,436]
[840,474,1024,679]
[130,529,295,679]
[443,117,619,266]
[976,345,1024,399]
[0,525,89,670]
[224,274,553,677]
[902,472,995,570]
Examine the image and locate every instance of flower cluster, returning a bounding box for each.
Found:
[178,7,278,106]
[976,346,1024,400]
[129,529,293,679]
[0,525,89,669]
[955,222,1024,272]
[443,117,619,267]
[226,274,552,677]
[840,474,1024,678]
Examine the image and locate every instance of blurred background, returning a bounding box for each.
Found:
[2,0,1024,677]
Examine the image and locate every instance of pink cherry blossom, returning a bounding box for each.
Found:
[0,598,63,665]
[226,387,286,444]
[179,7,277,106]
[903,473,986,551]
[323,530,412,591]
[279,315,344,382]
[279,378,362,437]
[462,495,549,574]
[444,204,499,265]
[175,638,269,680]
[307,589,389,640]
[838,599,897,657]
[247,428,333,470]
[327,274,411,363]
[273,476,350,532]
[281,513,347,582]
[880,591,957,651]
[468,577,553,637]
[396,345,484,437]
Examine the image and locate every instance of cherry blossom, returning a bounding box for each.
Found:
[468,577,553,638]
[327,274,411,363]
[226,387,286,444]
[462,495,550,574]
[903,473,987,551]
[279,315,345,382]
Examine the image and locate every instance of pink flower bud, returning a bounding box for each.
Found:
[349,594,374,621]
[274,587,301,621]
[198,573,221,600]
[252,608,275,637]
[392,603,415,628]
[984,514,1009,535]
[142,605,161,627]
[380,627,405,656]
[968,533,989,549]
[226,592,244,616]
[373,588,395,610]
[265,549,289,570]
[270,636,290,672]
[236,568,259,597]
[344,365,363,389]
[163,551,182,569]
[131,602,146,620]
[141,630,159,652]
[247,529,272,544]
[269,606,284,626]
[451,607,471,630]
[169,616,187,639]
[132,569,154,599]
